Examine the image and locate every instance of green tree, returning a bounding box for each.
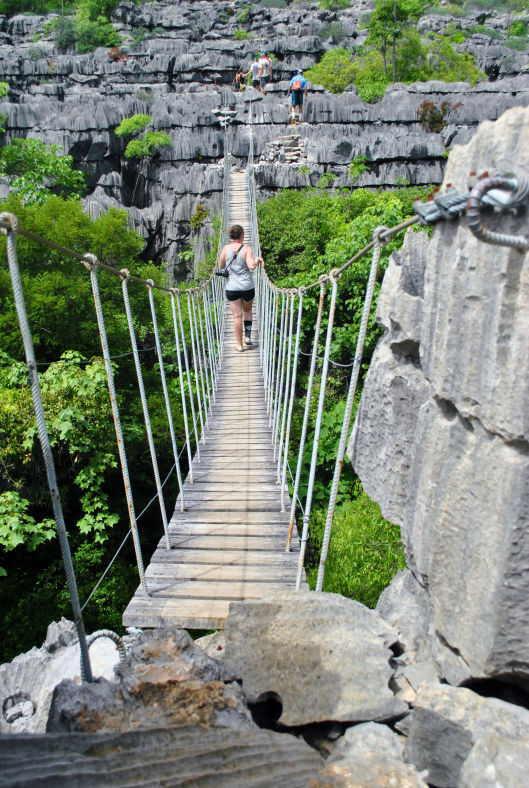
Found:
[115,114,171,203]
[365,0,422,81]
[0,138,85,204]
[304,47,355,94]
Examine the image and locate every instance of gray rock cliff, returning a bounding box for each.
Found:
[1,1,529,274]
[350,105,529,685]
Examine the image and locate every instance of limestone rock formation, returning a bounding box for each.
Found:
[47,627,251,733]
[0,618,120,735]
[405,684,529,787]
[0,1,528,272]
[313,754,429,788]
[224,589,408,726]
[349,105,529,684]
[0,724,324,787]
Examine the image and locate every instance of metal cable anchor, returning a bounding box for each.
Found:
[466,171,529,251]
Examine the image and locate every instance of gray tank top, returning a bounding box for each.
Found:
[225,244,254,291]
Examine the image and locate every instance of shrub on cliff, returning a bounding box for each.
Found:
[0,138,85,204]
[305,48,355,94]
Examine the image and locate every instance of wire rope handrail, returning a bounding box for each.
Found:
[245,121,529,595]
[3,101,529,689]
[0,153,228,679]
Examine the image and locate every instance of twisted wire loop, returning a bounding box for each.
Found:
[146,280,185,514]
[85,254,150,598]
[296,274,339,590]
[315,226,388,592]
[85,629,127,677]
[0,212,93,683]
[466,174,529,251]
[286,279,326,551]
[120,271,172,547]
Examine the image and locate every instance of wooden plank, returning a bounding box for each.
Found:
[145,562,298,582]
[149,547,300,565]
[134,579,293,600]
[122,297,307,631]
[169,511,289,524]
[167,522,287,536]
[165,535,287,550]
[123,596,230,629]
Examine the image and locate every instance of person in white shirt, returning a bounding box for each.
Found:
[258,50,272,95]
[250,55,260,89]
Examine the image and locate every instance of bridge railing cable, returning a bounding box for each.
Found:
[0,196,227,678]
[248,158,529,594]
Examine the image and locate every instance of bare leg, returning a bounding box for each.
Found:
[229,298,244,347]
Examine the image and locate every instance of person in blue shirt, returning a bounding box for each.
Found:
[287,70,308,124]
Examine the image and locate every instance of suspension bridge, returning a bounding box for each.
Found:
[2,100,526,681]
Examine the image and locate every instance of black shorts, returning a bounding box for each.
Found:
[226,288,255,303]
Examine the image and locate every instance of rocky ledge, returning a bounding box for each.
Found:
[0,1,528,274]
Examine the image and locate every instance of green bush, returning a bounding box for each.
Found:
[0,0,74,14]
[0,138,85,204]
[74,15,121,52]
[52,16,77,53]
[318,0,350,9]
[505,35,529,50]
[234,28,253,40]
[351,48,390,102]
[305,491,405,606]
[115,113,152,137]
[305,47,355,94]
[318,21,346,44]
[190,203,209,230]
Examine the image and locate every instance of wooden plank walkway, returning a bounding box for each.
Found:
[123,309,305,630]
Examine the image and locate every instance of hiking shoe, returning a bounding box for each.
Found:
[244,336,253,346]
[235,344,244,352]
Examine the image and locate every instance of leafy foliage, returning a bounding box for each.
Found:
[305,48,355,94]
[234,28,253,40]
[115,114,152,138]
[318,0,350,9]
[115,115,171,160]
[0,491,55,555]
[305,492,406,607]
[124,131,171,159]
[0,190,185,660]
[258,182,431,606]
[0,138,85,204]
[190,203,209,230]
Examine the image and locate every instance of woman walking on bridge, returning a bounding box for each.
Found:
[219,224,263,352]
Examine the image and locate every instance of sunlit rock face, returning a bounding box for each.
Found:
[350,105,529,684]
[1,1,529,273]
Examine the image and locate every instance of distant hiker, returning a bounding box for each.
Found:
[234,66,247,91]
[287,69,307,123]
[258,50,272,95]
[219,224,263,352]
[250,55,260,89]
